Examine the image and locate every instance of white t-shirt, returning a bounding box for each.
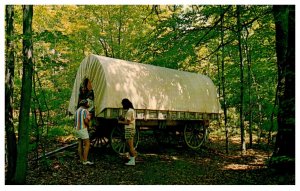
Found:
[125,108,135,129]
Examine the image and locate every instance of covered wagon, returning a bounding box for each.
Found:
[68,54,221,153]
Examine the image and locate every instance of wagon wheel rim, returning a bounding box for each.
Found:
[133,127,139,149]
[110,125,126,154]
[184,122,207,149]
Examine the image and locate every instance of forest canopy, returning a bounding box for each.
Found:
[8,5,278,133]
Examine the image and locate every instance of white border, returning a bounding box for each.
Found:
[1,1,298,190]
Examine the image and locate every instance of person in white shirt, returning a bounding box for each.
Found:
[118,98,137,166]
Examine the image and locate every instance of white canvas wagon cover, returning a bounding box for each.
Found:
[68,54,221,117]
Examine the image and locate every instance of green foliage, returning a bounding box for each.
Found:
[28,142,37,153]
[10,5,280,150]
[39,157,53,171]
[269,155,294,164]
[47,127,66,137]
[267,155,295,173]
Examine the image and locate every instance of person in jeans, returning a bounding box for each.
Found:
[74,99,94,165]
[118,98,137,166]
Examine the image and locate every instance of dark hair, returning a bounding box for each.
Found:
[87,90,94,99]
[121,98,134,109]
[83,78,89,88]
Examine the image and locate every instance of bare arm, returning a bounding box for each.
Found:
[84,110,91,127]
[84,117,90,127]
[118,119,130,125]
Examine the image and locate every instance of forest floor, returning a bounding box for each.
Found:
[24,131,295,186]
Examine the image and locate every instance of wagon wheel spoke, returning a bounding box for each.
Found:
[98,137,109,147]
[113,126,123,137]
[91,137,99,147]
[186,130,199,147]
[114,141,126,153]
[90,130,109,148]
[111,139,125,153]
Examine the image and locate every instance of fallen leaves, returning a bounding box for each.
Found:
[24,133,295,185]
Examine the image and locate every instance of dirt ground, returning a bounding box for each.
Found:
[24,131,295,185]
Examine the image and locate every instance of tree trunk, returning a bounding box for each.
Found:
[220,5,229,154]
[5,5,17,184]
[257,94,262,144]
[14,5,34,184]
[117,6,122,58]
[272,5,295,159]
[237,5,246,153]
[245,28,253,148]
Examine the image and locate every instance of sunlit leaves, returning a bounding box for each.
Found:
[9,5,279,140]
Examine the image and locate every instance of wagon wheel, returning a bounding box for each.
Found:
[184,122,207,149]
[110,125,139,154]
[89,128,110,148]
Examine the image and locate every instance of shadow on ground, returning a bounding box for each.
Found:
[25,132,295,185]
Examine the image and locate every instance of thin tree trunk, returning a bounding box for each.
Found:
[217,54,221,97]
[269,84,278,144]
[117,6,122,58]
[14,5,34,184]
[107,10,115,58]
[237,5,246,153]
[220,5,229,154]
[5,5,17,184]
[245,28,253,148]
[248,63,262,144]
